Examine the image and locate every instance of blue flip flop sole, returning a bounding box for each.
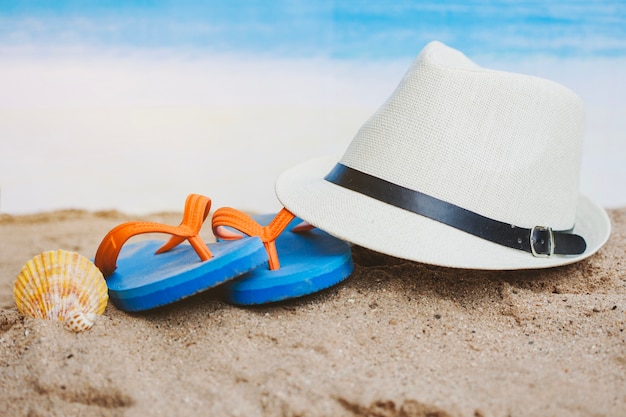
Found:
[221,216,354,305]
[106,236,266,311]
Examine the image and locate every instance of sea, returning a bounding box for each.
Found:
[0,0,625,215]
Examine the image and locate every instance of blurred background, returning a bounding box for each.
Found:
[1,0,625,215]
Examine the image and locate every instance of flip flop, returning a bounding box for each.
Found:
[210,207,354,305]
[94,194,267,312]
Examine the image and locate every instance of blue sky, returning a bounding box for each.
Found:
[1,0,625,59]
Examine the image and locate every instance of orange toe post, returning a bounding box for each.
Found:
[212,207,295,270]
[154,194,213,259]
[94,194,213,277]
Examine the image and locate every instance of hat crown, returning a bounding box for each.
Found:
[340,41,585,230]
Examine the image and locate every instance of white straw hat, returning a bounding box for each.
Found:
[276,41,611,270]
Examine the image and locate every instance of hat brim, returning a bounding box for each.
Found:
[275,155,611,270]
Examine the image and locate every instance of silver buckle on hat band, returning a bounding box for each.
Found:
[530,226,554,257]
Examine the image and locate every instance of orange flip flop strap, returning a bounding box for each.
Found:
[212,207,295,270]
[94,194,213,277]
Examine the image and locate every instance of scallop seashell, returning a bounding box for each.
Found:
[13,250,108,332]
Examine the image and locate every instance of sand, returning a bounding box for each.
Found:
[0,207,624,417]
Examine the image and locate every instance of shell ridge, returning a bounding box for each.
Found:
[27,255,46,319]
